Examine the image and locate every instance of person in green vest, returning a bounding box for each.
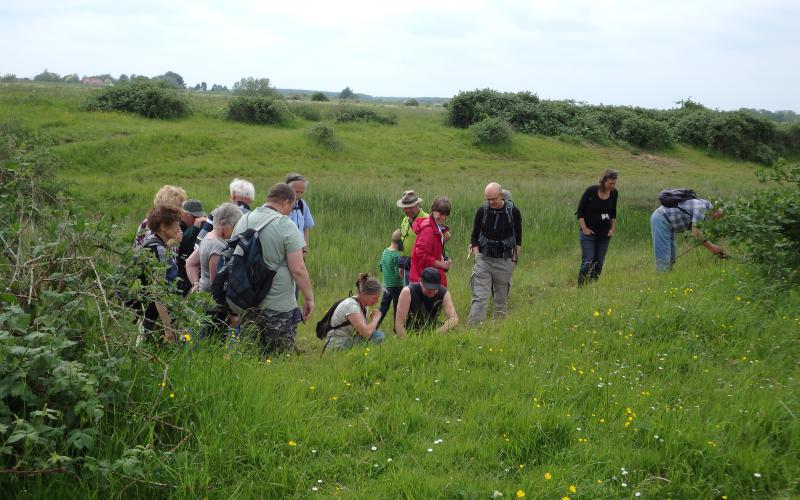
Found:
[396,190,450,285]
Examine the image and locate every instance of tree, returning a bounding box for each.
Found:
[339,86,354,100]
[310,91,329,102]
[63,73,79,84]
[118,74,129,83]
[34,69,61,82]
[233,77,275,96]
[200,81,207,91]
[163,71,185,88]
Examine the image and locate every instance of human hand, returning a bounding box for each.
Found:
[581,227,594,236]
[607,228,615,238]
[371,310,382,321]
[303,298,314,320]
[194,217,207,228]
[439,259,451,271]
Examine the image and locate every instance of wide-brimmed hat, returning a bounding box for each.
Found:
[182,199,206,217]
[420,267,443,291]
[397,190,423,208]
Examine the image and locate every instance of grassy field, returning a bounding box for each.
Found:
[2,83,798,498]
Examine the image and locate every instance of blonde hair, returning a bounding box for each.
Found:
[391,229,402,242]
[153,185,187,210]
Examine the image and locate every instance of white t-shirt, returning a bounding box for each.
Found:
[324,298,365,348]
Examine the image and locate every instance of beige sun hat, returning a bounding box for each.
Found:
[396,190,423,208]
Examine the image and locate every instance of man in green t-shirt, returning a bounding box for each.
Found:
[234,183,315,355]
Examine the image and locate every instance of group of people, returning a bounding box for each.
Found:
[132,170,724,354]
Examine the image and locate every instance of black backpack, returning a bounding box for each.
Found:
[659,188,697,208]
[210,212,279,314]
[315,296,364,340]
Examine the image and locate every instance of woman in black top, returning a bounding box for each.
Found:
[575,170,618,285]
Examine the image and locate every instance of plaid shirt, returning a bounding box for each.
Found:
[659,198,713,232]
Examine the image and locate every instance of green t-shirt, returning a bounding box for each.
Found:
[233,206,306,313]
[400,208,428,257]
[380,248,402,287]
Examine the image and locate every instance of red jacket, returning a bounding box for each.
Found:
[409,215,448,286]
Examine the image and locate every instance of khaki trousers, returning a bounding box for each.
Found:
[468,254,515,325]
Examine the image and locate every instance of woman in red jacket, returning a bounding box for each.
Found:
[410,196,451,286]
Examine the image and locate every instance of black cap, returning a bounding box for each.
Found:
[420,267,442,291]
[182,199,205,217]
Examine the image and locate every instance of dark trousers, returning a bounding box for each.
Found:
[578,232,611,285]
[377,286,402,330]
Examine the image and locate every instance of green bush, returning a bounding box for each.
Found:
[226,95,293,125]
[470,117,513,146]
[707,160,800,283]
[332,105,397,125]
[305,123,339,149]
[84,81,191,119]
[619,115,673,149]
[290,102,323,121]
[310,91,329,102]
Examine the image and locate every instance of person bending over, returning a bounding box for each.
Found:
[395,267,458,337]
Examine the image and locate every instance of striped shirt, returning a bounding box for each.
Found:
[380,248,403,288]
[659,198,713,232]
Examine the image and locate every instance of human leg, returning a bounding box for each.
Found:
[377,289,393,328]
[241,308,298,356]
[590,235,611,280]
[490,257,515,319]
[467,255,493,325]
[578,232,597,286]
[651,210,674,272]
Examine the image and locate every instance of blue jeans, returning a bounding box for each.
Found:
[650,209,676,271]
[327,330,386,351]
[578,232,611,285]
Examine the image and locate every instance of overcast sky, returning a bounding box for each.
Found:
[2,0,798,110]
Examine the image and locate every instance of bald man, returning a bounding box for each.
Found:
[467,182,523,324]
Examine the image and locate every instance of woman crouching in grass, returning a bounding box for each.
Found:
[323,274,386,352]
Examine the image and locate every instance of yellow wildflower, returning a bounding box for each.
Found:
[169,392,175,398]
[569,485,577,493]
[544,472,552,480]
[593,310,601,318]
[516,490,526,498]
[288,440,297,446]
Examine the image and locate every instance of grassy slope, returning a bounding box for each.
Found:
[1,83,798,498]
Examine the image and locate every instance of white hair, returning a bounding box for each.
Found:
[229,178,255,202]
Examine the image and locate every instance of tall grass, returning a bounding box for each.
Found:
[1,83,797,498]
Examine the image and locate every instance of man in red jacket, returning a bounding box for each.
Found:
[409,196,451,286]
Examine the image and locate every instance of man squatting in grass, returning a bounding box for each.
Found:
[650,195,724,272]
[467,182,523,325]
[234,183,314,355]
[394,266,458,337]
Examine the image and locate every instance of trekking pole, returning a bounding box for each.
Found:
[674,240,705,261]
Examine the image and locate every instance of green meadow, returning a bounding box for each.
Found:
[1,83,798,498]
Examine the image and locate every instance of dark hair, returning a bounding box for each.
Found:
[356,273,382,296]
[266,183,296,204]
[147,205,181,232]
[284,173,306,184]
[430,196,451,216]
[599,169,618,186]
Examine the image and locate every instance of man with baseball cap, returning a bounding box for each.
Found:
[177,199,207,295]
[394,266,458,337]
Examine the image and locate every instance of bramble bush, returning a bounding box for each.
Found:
[470,117,513,146]
[446,90,796,161]
[305,123,339,149]
[332,105,397,125]
[707,160,800,284]
[226,95,293,125]
[83,81,191,119]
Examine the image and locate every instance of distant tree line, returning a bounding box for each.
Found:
[445,89,800,164]
[740,108,800,124]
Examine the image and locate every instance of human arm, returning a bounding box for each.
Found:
[287,248,314,319]
[690,227,724,255]
[154,302,175,342]
[578,218,594,235]
[302,228,310,254]
[394,287,410,339]
[469,207,482,255]
[346,308,381,339]
[608,190,618,237]
[185,248,201,292]
[608,219,616,238]
[207,254,220,284]
[437,291,458,333]
[575,187,592,230]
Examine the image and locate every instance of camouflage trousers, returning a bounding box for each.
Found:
[240,308,299,356]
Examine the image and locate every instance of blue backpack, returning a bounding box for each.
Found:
[211,212,279,314]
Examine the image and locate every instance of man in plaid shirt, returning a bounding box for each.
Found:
[650,197,724,271]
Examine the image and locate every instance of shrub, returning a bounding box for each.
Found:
[84,81,191,119]
[232,77,275,96]
[470,117,513,146]
[226,95,293,125]
[332,105,397,125]
[706,160,800,283]
[706,111,779,163]
[403,98,419,107]
[290,102,323,121]
[310,91,329,102]
[619,116,673,149]
[306,123,339,149]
